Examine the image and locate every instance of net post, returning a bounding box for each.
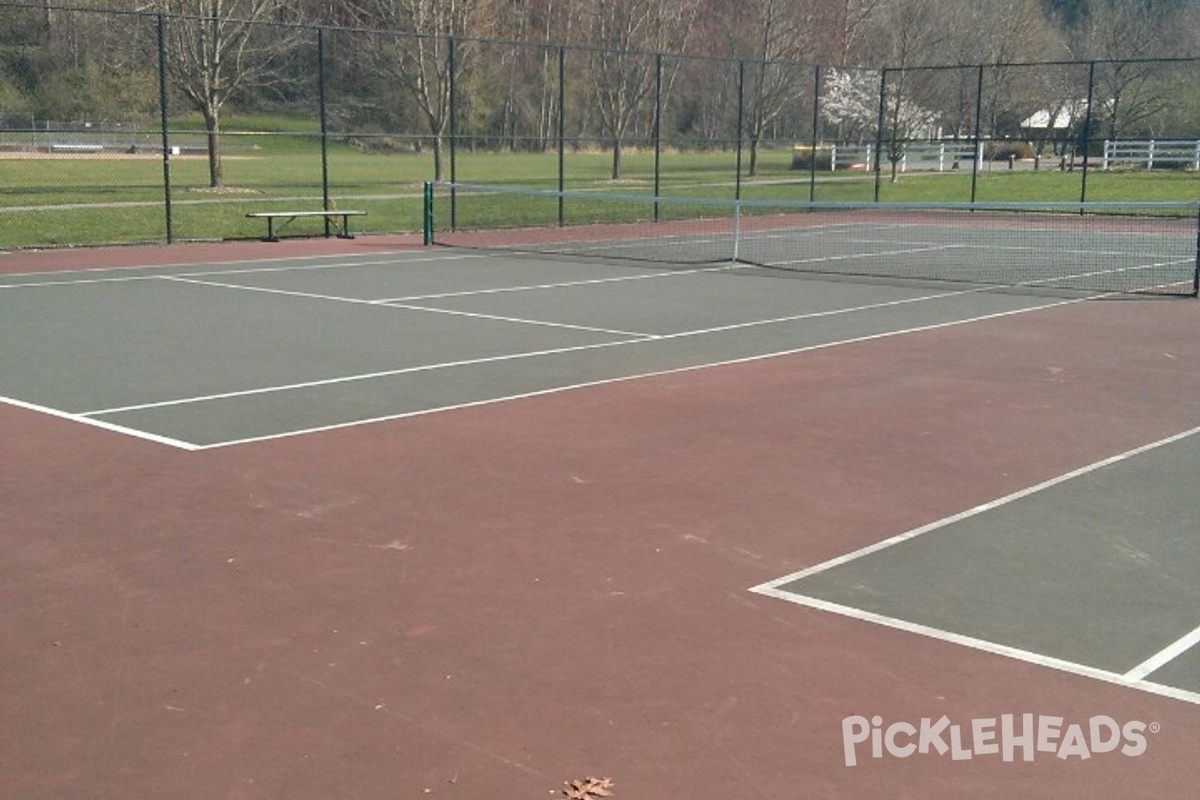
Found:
[732,200,741,264]
[422,182,433,246]
[1193,205,1200,298]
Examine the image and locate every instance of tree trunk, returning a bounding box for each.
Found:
[611,138,622,180]
[204,106,223,188]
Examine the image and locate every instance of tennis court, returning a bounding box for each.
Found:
[3,206,1200,798]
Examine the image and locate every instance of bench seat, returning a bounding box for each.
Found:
[246,210,367,241]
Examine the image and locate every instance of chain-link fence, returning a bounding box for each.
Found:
[2,3,1200,249]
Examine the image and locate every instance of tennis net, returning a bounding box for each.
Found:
[424,181,1200,296]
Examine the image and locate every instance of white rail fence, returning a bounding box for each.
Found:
[1102,140,1200,170]
[810,140,1200,172]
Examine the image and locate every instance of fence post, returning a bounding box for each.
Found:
[1147,139,1156,170]
[970,64,983,204]
[809,63,821,202]
[1079,61,1096,206]
[873,68,887,203]
[156,14,173,244]
[318,27,331,236]
[653,52,662,222]
[448,35,457,229]
[735,60,745,201]
[557,45,565,227]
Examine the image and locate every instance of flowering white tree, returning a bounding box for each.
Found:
[822,66,939,180]
[822,67,936,142]
[821,67,878,142]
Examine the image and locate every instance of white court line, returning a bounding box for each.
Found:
[1125,624,1200,681]
[375,264,731,302]
[174,251,491,278]
[0,246,440,281]
[0,251,488,288]
[159,275,655,338]
[81,283,1004,417]
[81,339,644,416]
[750,422,1200,705]
[749,589,1200,707]
[181,294,1092,449]
[0,394,198,451]
[768,243,961,268]
[383,300,655,337]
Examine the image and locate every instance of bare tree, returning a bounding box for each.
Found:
[816,0,887,65]
[863,0,952,180]
[341,0,488,180]
[584,0,699,179]
[736,0,820,177]
[155,0,304,188]
[1066,0,1187,140]
[945,0,1061,136]
[0,3,159,121]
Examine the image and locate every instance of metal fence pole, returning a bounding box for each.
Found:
[874,68,888,203]
[1080,61,1096,206]
[156,14,173,244]
[970,64,983,204]
[318,27,331,236]
[809,63,821,203]
[735,60,744,201]
[653,52,662,222]
[448,35,457,229]
[557,45,565,227]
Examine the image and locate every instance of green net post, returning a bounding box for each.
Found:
[1193,205,1200,297]
[422,181,433,245]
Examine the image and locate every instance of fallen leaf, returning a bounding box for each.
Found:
[563,776,614,799]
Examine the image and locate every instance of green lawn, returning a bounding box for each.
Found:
[2,117,1198,249]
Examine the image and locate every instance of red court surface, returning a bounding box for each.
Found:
[3,239,1200,799]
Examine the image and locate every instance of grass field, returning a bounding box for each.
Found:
[2,114,1199,249]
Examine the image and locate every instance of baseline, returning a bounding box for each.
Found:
[751,423,1200,706]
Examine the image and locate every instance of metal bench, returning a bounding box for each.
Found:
[50,143,104,153]
[245,210,367,242]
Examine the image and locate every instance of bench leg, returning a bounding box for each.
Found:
[263,217,279,242]
[337,214,355,240]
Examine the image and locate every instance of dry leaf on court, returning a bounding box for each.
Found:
[563,776,614,798]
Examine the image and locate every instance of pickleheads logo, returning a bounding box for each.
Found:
[842,714,1157,767]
